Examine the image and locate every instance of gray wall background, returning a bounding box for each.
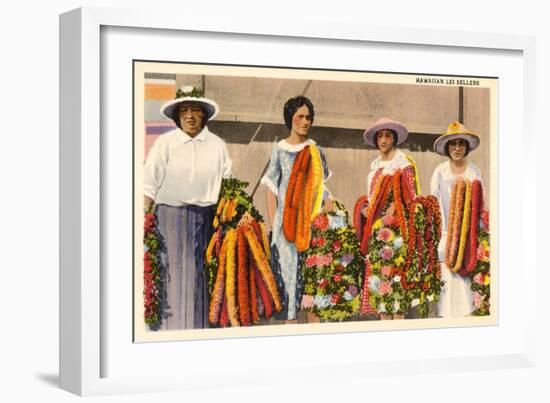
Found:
[147,74,492,224]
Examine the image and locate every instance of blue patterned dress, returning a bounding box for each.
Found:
[260,139,330,320]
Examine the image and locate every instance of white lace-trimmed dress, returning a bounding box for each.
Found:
[260,139,331,320]
[430,161,482,318]
[366,150,414,200]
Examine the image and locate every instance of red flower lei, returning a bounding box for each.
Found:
[361,174,389,254]
[143,211,163,328]
[353,195,369,242]
[392,170,408,240]
[401,199,418,290]
[463,180,482,275]
[400,165,417,205]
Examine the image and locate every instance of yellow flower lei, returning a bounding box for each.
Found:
[224,228,240,326]
[453,180,472,272]
[309,145,324,217]
[405,155,422,195]
[244,225,283,312]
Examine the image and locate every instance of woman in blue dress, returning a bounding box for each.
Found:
[260,96,331,323]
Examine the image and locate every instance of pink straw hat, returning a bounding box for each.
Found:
[363,117,409,147]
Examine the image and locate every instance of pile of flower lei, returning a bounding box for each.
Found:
[300,200,363,321]
[358,169,416,315]
[143,206,166,330]
[470,210,490,316]
[205,178,282,327]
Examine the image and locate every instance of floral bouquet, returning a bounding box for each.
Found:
[365,211,410,315]
[300,200,363,322]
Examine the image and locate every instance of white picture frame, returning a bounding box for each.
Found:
[59,6,536,396]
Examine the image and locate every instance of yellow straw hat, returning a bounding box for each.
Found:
[433,121,480,156]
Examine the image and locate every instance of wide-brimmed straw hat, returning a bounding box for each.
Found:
[160,85,219,122]
[363,117,409,147]
[433,121,480,156]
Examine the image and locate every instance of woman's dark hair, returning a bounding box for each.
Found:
[283,96,315,130]
[172,102,208,130]
[444,138,471,158]
[374,129,398,149]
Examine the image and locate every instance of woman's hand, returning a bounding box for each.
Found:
[323,198,335,213]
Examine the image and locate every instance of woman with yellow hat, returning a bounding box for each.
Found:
[430,121,483,318]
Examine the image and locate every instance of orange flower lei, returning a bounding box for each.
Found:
[205,227,219,263]
[244,225,283,312]
[283,148,307,241]
[373,174,393,221]
[452,180,472,272]
[209,232,228,325]
[446,179,465,268]
[392,170,408,240]
[353,195,369,242]
[445,181,458,266]
[237,226,250,326]
[361,175,390,254]
[370,168,383,198]
[283,145,323,251]
[224,228,240,327]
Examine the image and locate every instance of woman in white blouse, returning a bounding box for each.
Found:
[431,121,482,318]
[144,86,232,330]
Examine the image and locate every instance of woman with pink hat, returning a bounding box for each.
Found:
[430,121,484,318]
[357,117,420,320]
[362,117,417,200]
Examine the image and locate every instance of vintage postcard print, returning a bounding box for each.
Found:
[133,61,497,342]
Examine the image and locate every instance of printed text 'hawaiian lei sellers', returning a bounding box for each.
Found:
[415,77,481,86]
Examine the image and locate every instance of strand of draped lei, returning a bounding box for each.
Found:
[392,170,408,240]
[446,180,465,268]
[452,180,472,272]
[360,173,386,254]
[464,180,482,274]
[402,199,419,290]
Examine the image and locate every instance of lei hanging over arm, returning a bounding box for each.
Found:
[282,145,325,252]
